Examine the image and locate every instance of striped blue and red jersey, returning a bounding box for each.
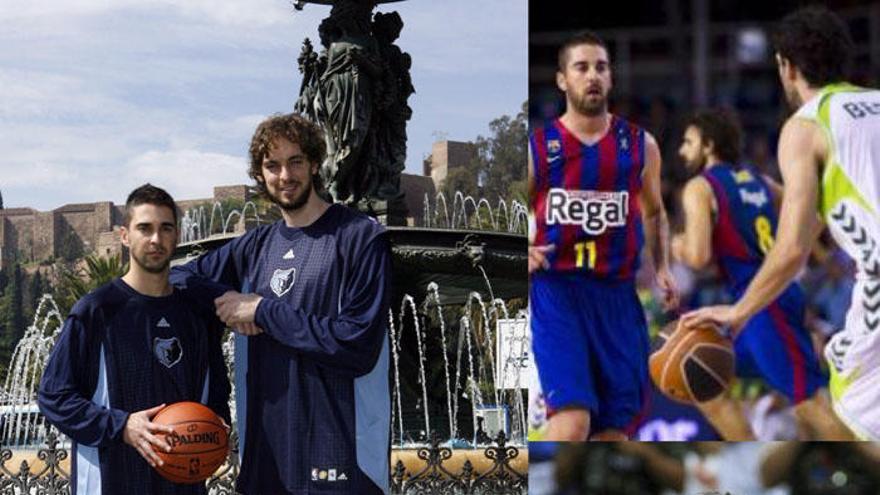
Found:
[702,163,779,295]
[530,115,646,280]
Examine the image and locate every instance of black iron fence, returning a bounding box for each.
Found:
[0,430,526,494]
[391,431,527,494]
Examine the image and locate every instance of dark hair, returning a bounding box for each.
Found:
[685,108,743,164]
[124,183,178,227]
[248,113,326,198]
[772,7,854,87]
[557,30,608,71]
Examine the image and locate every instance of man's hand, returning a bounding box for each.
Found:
[122,404,174,467]
[681,304,745,337]
[529,244,554,274]
[215,291,263,327]
[655,267,680,311]
[235,322,264,336]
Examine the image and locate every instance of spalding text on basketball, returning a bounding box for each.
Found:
[166,431,222,448]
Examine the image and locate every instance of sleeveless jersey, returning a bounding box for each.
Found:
[796,84,880,413]
[702,163,778,294]
[795,83,880,280]
[530,116,645,280]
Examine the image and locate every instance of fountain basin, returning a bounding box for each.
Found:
[175,227,527,305]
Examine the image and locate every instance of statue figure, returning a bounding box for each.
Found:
[294,38,321,119]
[372,11,414,200]
[314,10,378,203]
[294,0,412,208]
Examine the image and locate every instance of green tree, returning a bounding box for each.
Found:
[439,102,528,229]
[473,101,527,203]
[24,270,47,324]
[0,264,25,380]
[55,254,128,317]
[249,195,282,225]
[442,166,480,200]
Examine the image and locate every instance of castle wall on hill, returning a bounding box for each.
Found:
[0,187,250,271]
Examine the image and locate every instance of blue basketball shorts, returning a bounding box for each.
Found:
[734,284,827,404]
[530,272,649,433]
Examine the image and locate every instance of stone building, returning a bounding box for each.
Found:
[0,186,250,272]
[0,151,458,270]
[422,140,478,192]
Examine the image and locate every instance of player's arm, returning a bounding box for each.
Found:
[528,140,553,273]
[226,233,391,376]
[37,314,174,466]
[37,315,131,447]
[640,132,679,309]
[765,173,831,262]
[170,230,257,300]
[671,177,714,270]
[684,118,825,331]
[171,231,262,335]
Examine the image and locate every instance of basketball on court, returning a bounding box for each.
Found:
[649,320,735,404]
[151,402,229,484]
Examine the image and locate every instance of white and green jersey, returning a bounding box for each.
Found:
[795,82,880,439]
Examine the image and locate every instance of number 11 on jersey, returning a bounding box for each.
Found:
[575,241,597,269]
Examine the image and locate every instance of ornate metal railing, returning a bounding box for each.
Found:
[391,431,527,494]
[0,431,68,495]
[0,430,527,494]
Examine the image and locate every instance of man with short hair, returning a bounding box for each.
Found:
[39,184,231,494]
[673,108,850,440]
[172,113,391,494]
[684,6,877,440]
[529,30,678,441]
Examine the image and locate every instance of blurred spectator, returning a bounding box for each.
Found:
[747,134,781,182]
[529,442,561,495]
[555,443,686,494]
[683,443,789,495]
[748,392,799,441]
[762,442,880,494]
[803,248,855,331]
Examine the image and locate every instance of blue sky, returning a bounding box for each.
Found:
[0,0,526,210]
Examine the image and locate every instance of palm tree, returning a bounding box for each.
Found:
[55,254,128,317]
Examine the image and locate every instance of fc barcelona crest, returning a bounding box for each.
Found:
[547,139,561,155]
[270,267,296,297]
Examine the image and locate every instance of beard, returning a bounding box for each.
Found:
[684,153,708,174]
[131,249,171,274]
[570,88,607,117]
[268,175,313,211]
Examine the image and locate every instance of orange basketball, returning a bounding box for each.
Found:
[151,401,229,484]
[649,319,735,404]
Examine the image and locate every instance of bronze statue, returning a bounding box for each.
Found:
[295,0,413,208]
[372,11,414,200]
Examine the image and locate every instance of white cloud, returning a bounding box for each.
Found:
[0,0,526,211]
[126,149,250,202]
[0,0,293,28]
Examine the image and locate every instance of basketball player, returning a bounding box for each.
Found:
[673,108,850,440]
[529,30,679,441]
[38,184,231,495]
[171,113,390,494]
[684,6,879,440]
